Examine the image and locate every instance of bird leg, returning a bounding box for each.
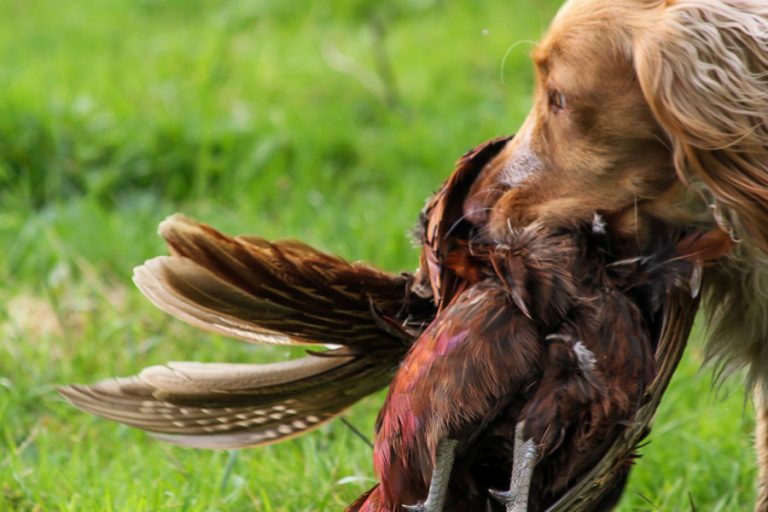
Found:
[489,422,537,512]
[403,438,459,512]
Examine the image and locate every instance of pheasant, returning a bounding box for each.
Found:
[347,137,732,511]
[60,136,730,510]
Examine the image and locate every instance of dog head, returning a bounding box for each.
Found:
[465,0,768,251]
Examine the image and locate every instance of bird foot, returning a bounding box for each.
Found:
[489,422,537,512]
[404,438,459,512]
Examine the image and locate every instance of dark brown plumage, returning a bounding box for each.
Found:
[348,137,729,512]
[59,137,729,511]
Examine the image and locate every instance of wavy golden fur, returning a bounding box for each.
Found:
[461,0,768,507]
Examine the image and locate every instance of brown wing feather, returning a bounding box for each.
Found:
[133,214,432,348]
[59,348,398,449]
[62,214,435,449]
[134,257,300,345]
[545,288,699,511]
[419,136,513,305]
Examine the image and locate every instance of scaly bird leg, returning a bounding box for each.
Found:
[403,438,460,512]
[489,422,537,512]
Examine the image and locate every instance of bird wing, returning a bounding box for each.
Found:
[60,214,437,448]
[418,136,513,306]
[59,346,397,449]
[544,286,700,511]
[133,214,433,348]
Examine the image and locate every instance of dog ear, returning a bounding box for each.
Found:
[634,0,768,251]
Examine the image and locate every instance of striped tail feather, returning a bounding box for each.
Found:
[132,214,433,348]
[59,347,397,449]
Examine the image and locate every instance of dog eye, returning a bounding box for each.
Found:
[549,90,567,112]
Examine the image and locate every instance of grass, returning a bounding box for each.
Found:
[0,0,758,509]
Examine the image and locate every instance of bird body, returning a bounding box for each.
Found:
[353,218,695,511]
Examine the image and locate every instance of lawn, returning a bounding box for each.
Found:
[0,0,757,510]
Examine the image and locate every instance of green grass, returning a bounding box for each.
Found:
[0,0,757,510]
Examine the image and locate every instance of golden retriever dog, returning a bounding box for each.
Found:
[462,0,768,508]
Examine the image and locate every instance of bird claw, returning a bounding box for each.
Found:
[402,503,427,512]
[488,488,514,504]
[488,488,527,512]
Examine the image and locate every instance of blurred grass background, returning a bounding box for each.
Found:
[0,0,756,510]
